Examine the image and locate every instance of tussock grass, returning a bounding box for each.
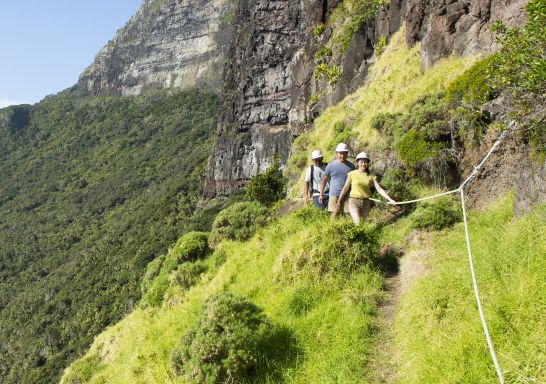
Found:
[61,209,386,384]
[395,194,546,383]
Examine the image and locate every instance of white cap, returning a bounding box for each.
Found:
[355,152,370,161]
[335,142,349,152]
[311,149,323,159]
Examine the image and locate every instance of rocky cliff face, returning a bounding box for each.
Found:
[72,0,235,96]
[406,0,527,69]
[66,0,529,199]
[205,0,410,197]
[205,0,528,198]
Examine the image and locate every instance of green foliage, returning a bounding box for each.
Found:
[308,93,321,107]
[245,157,286,206]
[328,121,358,152]
[314,46,332,63]
[314,62,342,86]
[169,231,210,264]
[142,232,212,307]
[171,291,274,383]
[313,22,325,37]
[372,94,450,154]
[0,89,218,383]
[209,202,269,246]
[397,129,443,165]
[278,219,381,280]
[141,254,166,295]
[379,167,416,204]
[445,56,498,105]
[445,0,545,151]
[374,35,388,57]
[330,0,387,53]
[61,354,105,384]
[410,195,462,230]
[171,260,207,290]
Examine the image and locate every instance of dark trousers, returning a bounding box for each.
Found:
[313,195,328,209]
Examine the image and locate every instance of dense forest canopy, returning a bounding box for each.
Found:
[0,90,219,383]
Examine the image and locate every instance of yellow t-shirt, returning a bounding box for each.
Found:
[347,171,376,198]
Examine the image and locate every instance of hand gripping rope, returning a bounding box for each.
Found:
[373,123,515,384]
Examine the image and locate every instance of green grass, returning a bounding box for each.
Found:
[395,194,546,383]
[61,209,386,384]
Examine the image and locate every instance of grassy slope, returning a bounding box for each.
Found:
[61,211,385,384]
[61,26,545,384]
[395,195,545,384]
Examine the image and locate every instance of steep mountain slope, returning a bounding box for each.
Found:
[1,0,542,383]
[0,91,219,383]
[72,0,235,96]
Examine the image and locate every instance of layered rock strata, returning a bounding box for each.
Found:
[205,0,408,197]
[72,0,235,96]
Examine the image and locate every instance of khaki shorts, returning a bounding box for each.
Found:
[328,195,350,214]
[348,197,372,224]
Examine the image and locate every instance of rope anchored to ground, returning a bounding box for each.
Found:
[374,122,515,384]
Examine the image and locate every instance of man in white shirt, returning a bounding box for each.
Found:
[304,150,329,209]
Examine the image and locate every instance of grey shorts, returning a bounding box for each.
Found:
[348,197,372,224]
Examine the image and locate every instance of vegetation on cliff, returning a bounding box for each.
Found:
[0,90,219,383]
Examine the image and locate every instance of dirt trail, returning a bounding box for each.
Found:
[366,234,432,383]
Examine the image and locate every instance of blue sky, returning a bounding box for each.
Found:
[0,0,142,107]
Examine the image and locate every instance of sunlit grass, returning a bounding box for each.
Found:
[395,194,546,383]
[61,211,386,384]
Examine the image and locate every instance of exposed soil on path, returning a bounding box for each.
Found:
[366,233,432,383]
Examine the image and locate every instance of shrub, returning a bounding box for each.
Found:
[377,167,416,207]
[171,260,207,290]
[169,231,210,264]
[444,56,498,105]
[277,220,381,280]
[397,129,444,165]
[140,254,166,295]
[410,195,463,230]
[209,201,269,246]
[313,22,325,37]
[171,291,273,383]
[314,47,332,63]
[245,157,286,206]
[142,232,211,306]
[374,35,388,56]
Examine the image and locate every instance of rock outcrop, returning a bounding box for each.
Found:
[406,0,527,69]
[72,0,235,96]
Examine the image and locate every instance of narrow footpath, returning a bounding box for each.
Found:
[367,234,432,383]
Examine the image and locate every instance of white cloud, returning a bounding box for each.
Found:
[0,99,30,108]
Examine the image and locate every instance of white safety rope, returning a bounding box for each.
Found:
[460,188,505,384]
[374,123,515,384]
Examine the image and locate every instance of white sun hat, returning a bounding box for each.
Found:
[335,143,349,152]
[311,149,323,159]
[355,152,370,161]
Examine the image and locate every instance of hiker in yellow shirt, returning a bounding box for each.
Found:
[336,152,396,224]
